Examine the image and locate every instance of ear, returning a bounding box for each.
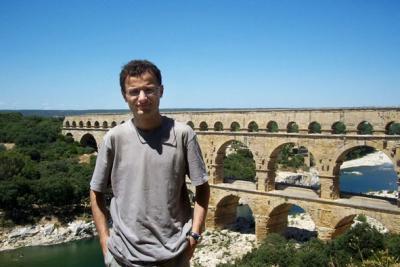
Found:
[159,85,164,98]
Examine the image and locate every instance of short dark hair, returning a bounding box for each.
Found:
[119,60,162,95]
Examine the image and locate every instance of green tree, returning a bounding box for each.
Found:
[224,147,256,182]
[332,121,346,134]
[287,122,299,133]
[267,121,279,132]
[308,122,321,133]
[388,122,400,135]
[358,121,373,135]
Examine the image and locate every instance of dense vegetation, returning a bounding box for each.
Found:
[218,223,400,267]
[0,113,95,225]
[224,141,256,182]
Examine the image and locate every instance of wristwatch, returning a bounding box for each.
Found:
[188,231,202,243]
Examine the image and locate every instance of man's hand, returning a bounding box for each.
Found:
[186,236,197,259]
[90,190,111,257]
[100,235,110,257]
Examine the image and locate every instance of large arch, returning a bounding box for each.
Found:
[266,202,317,239]
[213,139,256,184]
[331,213,389,239]
[213,193,256,233]
[267,142,319,191]
[80,133,98,151]
[332,144,395,177]
[214,195,240,229]
[331,144,398,202]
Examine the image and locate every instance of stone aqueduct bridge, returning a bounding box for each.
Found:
[62,108,400,241]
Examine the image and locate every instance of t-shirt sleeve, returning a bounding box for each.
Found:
[90,133,114,193]
[186,132,208,186]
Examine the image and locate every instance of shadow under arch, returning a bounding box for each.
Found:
[80,133,98,151]
[266,202,317,241]
[214,194,255,233]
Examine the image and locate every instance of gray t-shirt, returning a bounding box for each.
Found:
[90,116,208,266]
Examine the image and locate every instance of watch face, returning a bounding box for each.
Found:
[190,232,201,241]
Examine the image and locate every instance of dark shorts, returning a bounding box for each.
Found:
[104,249,190,267]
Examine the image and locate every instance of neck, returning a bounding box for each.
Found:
[133,114,162,131]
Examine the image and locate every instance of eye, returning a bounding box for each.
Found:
[128,89,140,96]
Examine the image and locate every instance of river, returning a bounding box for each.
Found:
[0,238,103,267]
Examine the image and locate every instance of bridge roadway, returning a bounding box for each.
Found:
[62,108,400,240]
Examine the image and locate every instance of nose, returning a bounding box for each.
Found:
[138,89,148,102]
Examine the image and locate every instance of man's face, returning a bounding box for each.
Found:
[124,72,163,118]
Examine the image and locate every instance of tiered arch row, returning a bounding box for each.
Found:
[62,108,400,240]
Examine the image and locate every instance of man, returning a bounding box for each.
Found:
[90,60,210,267]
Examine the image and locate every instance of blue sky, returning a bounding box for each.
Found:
[0,0,399,110]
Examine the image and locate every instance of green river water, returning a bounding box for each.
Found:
[0,238,103,267]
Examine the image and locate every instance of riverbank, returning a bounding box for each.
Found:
[0,218,95,252]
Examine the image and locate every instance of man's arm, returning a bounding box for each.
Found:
[90,190,110,257]
[187,182,210,257]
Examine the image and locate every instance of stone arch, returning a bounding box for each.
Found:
[287,121,299,133]
[71,121,77,128]
[266,121,279,133]
[331,213,389,239]
[308,121,321,134]
[86,121,92,128]
[248,121,259,132]
[65,121,70,128]
[79,121,84,128]
[357,121,373,135]
[94,121,100,128]
[386,121,400,135]
[331,144,398,202]
[213,194,256,232]
[331,121,346,134]
[214,194,240,229]
[65,132,73,137]
[111,121,117,128]
[121,121,125,124]
[230,121,240,132]
[80,133,98,151]
[267,141,319,191]
[332,143,395,177]
[187,121,194,130]
[266,202,317,239]
[102,121,108,128]
[214,121,223,131]
[214,139,256,184]
[199,121,208,131]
